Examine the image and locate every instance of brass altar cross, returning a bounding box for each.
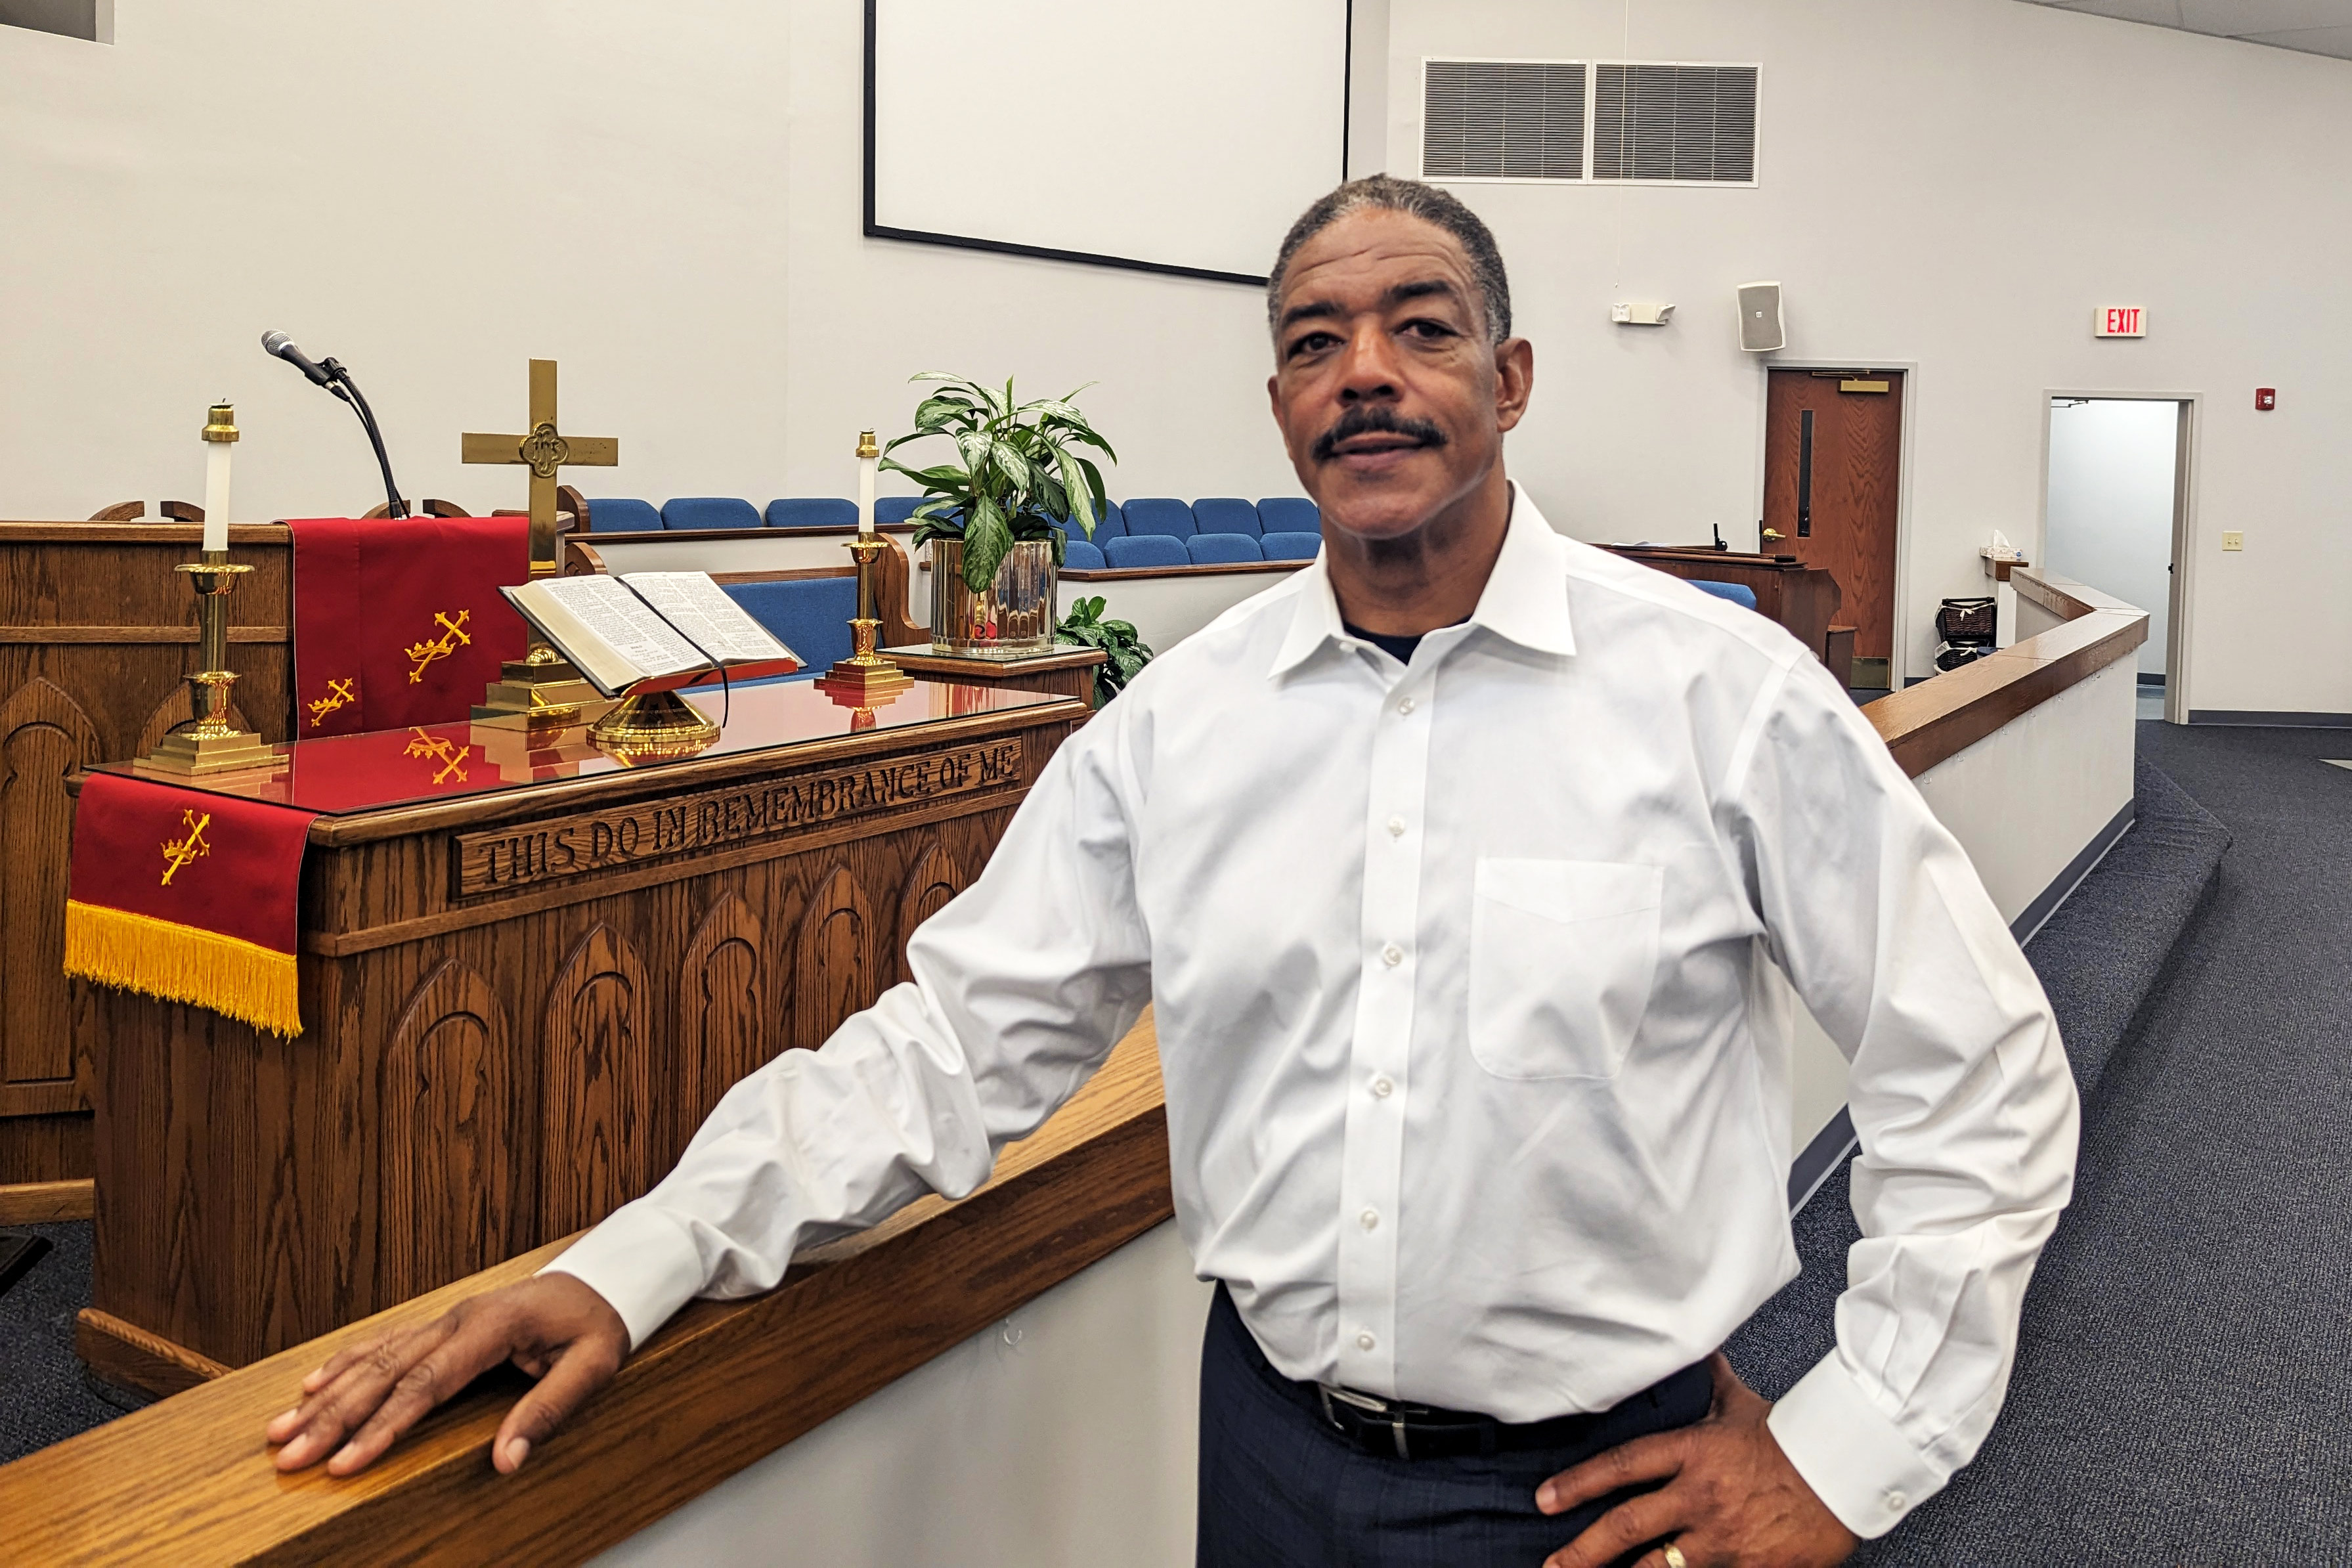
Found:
[461,359,619,573]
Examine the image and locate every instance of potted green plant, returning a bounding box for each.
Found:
[1055,594,1154,707]
[882,372,1116,655]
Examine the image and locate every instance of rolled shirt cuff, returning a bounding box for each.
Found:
[1765,1353,1951,1540]
[538,1201,708,1352]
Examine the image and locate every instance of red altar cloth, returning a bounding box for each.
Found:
[288,514,529,736]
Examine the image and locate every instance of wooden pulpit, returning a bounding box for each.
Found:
[1604,545,1843,665]
[0,521,293,1194]
[73,676,1090,1393]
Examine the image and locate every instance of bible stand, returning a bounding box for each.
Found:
[588,687,719,766]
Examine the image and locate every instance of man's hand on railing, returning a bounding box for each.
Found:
[265,1273,628,1477]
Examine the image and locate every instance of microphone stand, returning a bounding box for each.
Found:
[318,358,408,519]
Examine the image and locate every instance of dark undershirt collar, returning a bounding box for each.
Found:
[1341,618,1468,668]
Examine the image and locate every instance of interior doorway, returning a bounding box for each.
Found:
[2042,397,2192,724]
[1762,368,1904,692]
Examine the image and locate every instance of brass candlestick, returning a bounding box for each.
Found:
[815,533,913,704]
[141,555,284,775]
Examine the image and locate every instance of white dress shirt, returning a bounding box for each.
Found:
[551,484,2080,1538]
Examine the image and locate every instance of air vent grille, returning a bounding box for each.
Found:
[1591,63,1758,184]
[1421,60,1589,181]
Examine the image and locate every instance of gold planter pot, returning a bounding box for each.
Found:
[929,537,1058,656]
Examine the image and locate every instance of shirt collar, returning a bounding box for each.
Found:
[1267,480,1575,680]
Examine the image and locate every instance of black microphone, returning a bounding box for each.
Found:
[259,330,408,518]
[260,330,343,395]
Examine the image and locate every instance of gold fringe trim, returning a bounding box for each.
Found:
[63,902,302,1038]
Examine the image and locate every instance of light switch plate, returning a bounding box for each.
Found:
[2221,531,2244,551]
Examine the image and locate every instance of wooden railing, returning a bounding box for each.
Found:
[1,1026,1171,1565]
[0,571,2146,1565]
[1861,569,2146,775]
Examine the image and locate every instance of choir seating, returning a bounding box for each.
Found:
[719,577,858,675]
[569,492,1783,663]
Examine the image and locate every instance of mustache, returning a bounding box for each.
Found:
[1311,406,1448,464]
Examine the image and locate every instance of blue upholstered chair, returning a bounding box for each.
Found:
[584,498,663,533]
[764,498,859,530]
[720,577,858,675]
[1104,534,1188,569]
[1256,497,1320,534]
[1191,498,1263,538]
[1187,534,1263,565]
[1060,538,1108,570]
[875,496,926,526]
[1260,532,1322,562]
[1056,500,1124,540]
[662,497,762,531]
[1692,580,1760,611]
[1120,498,1196,539]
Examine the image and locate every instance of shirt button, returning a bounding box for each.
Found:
[1370,1076,1394,1098]
[1397,697,1416,715]
[1884,1490,1907,1513]
[1386,816,1406,838]
[1381,944,1403,967]
[1359,1208,1379,1230]
[1357,1330,1377,1351]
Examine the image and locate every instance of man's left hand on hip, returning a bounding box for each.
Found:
[1537,1353,1860,1568]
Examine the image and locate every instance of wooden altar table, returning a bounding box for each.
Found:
[74,676,1089,1393]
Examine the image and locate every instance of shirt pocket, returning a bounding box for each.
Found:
[1467,858,1664,1082]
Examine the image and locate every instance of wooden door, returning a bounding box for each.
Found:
[1763,370,1903,682]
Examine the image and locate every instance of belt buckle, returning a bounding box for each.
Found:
[1317,1384,1419,1460]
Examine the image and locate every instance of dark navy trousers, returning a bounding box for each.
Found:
[1196,1286,1713,1567]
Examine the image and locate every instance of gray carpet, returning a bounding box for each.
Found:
[1734,726,2352,1563]
[0,1219,137,1464]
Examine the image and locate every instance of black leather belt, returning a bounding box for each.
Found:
[1224,1289,1710,1462]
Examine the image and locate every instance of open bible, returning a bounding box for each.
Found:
[499,571,802,697]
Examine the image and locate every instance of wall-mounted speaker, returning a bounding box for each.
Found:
[1737,281,1784,353]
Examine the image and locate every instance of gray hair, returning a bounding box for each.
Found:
[1265,176,1512,345]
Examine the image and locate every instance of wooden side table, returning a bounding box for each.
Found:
[882,645,1108,707]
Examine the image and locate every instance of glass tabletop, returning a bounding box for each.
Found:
[100,676,1060,817]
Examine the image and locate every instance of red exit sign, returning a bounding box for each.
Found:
[2095,305,2148,338]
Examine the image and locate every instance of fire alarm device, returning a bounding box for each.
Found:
[2255,387,2277,411]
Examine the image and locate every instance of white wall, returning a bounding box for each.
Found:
[0,2,1306,530]
[1383,0,2352,714]
[594,1221,1211,1568]
[2044,399,2177,678]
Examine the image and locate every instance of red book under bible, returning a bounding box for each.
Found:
[288,514,531,736]
[62,773,318,1037]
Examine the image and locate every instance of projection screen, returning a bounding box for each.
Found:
[865,0,1351,284]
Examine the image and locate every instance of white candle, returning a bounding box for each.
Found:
[201,404,234,554]
[857,429,878,537]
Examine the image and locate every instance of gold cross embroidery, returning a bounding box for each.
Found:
[404,728,472,785]
[404,610,472,684]
[307,676,359,728]
[160,810,212,886]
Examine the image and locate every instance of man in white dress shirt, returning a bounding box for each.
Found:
[270,177,2079,1568]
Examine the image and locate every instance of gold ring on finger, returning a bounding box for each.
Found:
[1661,1544,1689,1568]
